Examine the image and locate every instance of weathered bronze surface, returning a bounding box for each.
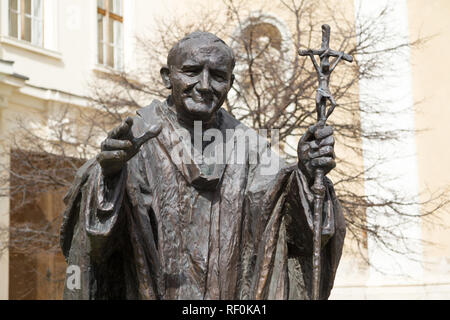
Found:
[60,31,346,300]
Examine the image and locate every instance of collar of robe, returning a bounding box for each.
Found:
[137,99,233,191]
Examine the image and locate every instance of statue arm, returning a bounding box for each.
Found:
[244,158,345,300]
[285,167,345,252]
[62,108,161,264]
[87,164,128,260]
[329,53,344,73]
[59,158,131,299]
[309,53,321,75]
[242,134,344,254]
[60,159,128,265]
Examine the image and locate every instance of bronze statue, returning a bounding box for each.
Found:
[60,31,346,300]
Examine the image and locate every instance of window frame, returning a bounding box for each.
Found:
[97,0,124,71]
[8,0,44,47]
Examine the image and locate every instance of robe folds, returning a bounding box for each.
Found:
[60,99,346,300]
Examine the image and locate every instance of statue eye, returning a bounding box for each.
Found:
[185,71,199,76]
[182,66,201,76]
[211,71,226,81]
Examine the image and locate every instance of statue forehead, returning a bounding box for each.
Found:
[169,36,234,67]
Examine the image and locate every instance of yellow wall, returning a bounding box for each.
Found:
[408,0,450,288]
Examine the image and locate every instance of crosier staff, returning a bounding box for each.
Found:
[298,24,353,300]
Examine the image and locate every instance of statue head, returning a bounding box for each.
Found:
[160,31,235,123]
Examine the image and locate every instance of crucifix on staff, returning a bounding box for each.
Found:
[298,24,353,300]
[299,24,353,124]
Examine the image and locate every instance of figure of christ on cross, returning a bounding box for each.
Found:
[299,24,353,124]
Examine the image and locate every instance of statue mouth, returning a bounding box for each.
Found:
[188,94,214,105]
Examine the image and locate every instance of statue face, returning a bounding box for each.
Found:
[163,40,234,122]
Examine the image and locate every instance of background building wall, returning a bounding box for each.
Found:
[330,0,450,299]
[408,0,450,298]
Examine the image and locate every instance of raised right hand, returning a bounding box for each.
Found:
[97,116,162,178]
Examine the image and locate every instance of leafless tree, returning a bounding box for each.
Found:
[0,0,447,298]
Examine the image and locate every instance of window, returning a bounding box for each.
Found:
[238,21,284,95]
[97,0,124,70]
[9,0,43,46]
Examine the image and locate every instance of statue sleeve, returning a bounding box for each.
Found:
[286,167,345,256]
[60,109,162,299]
[59,158,129,299]
[284,167,346,299]
[60,159,127,262]
[246,149,345,299]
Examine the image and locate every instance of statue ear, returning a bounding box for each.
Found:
[160,65,172,89]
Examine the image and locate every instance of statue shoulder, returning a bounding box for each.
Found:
[136,99,161,121]
[132,99,163,137]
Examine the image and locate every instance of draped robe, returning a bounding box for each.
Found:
[60,99,346,300]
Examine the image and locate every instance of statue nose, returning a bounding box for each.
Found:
[198,70,211,92]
